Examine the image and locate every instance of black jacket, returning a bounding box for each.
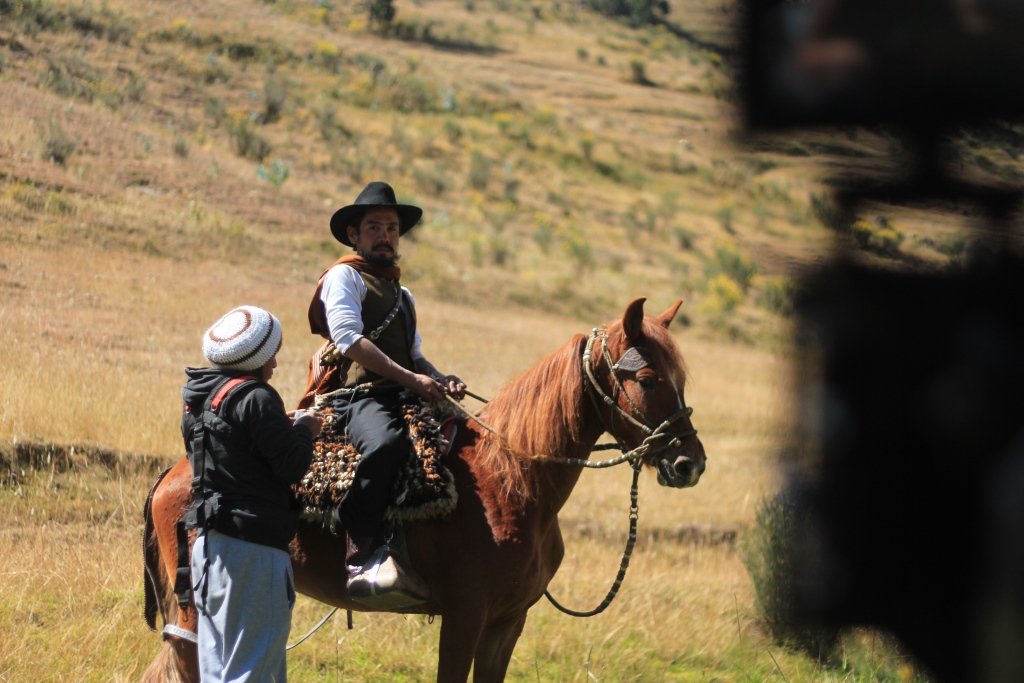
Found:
[181,367,314,551]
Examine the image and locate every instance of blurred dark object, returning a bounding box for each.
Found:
[742,0,1024,128]
[789,251,1024,682]
[741,4,1024,679]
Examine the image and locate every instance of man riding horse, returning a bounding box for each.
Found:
[302,181,466,605]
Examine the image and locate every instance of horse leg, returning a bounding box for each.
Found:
[470,613,528,683]
[437,607,487,683]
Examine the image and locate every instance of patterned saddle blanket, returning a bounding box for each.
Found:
[292,397,458,526]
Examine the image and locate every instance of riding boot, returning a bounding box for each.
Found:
[344,526,429,609]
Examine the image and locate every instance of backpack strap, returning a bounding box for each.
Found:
[174,374,257,608]
[186,376,257,495]
[211,376,254,411]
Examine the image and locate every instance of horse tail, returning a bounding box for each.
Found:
[140,642,192,683]
[143,466,173,631]
[141,463,199,683]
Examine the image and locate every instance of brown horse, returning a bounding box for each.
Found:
[141,297,706,682]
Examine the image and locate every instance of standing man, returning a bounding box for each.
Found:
[306,181,465,603]
[183,305,323,682]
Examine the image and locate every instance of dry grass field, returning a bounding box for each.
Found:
[2,0,1016,680]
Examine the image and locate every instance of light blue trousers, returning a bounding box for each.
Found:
[191,530,295,683]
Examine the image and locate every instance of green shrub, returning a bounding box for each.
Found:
[533,215,555,253]
[228,118,272,162]
[36,115,76,165]
[711,241,756,291]
[368,0,396,29]
[315,104,352,143]
[579,131,595,164]
[40,54,100,102]
[936,232,968,257]
[172,135,189,158]
[468,149,491,191]
[754,275,794,315]
[502,161,519,203]
[850,217,904,257]
[563,228,593,272]
[443,118,463,144]
[257,159,290,187]
[413,162,450,197]
[584,0,670,27]
[672,225,695,250]
[714,203,734,234]
[376,70,440,113]
[260,75,288,124]
[741,493,838,659]
[627,199,657,233]
[202,53,230,84]
[810,190,853,232]
[629,58,652,85]
[313,40,342,73]
[699,273,743,316]
[203,95,227,125]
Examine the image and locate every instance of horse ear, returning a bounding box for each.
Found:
[656,299,684,329]
[623,297,647,344]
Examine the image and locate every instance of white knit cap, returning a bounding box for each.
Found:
[202,305,282,371]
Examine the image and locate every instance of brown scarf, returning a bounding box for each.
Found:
[307,254,400,338]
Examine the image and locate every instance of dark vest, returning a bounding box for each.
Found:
[308,264,418,390]
[343,271,417,388]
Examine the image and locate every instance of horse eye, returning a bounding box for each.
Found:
[637,375,657,390]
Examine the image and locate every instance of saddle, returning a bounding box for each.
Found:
[293,397,459,527]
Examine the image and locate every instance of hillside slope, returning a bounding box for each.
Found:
[1,0,1019,456]
[2,0,1005,313]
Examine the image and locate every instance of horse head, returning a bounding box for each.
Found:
[589,298,706,488]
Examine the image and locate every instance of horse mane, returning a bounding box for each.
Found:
[475,333,588,503]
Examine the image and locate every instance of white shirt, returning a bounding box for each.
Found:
[319,264,424,360]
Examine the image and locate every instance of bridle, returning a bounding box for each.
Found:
[560,326,697,470]
[543,326,701,618]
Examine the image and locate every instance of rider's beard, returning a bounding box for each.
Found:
[357,247,400,268]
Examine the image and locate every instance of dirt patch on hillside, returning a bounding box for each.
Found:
[0,439,170,486]
[562,517,739,549]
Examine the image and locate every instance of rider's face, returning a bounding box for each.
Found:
[347,207,401,266]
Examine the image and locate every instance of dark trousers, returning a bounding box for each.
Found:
[333,390,409,541]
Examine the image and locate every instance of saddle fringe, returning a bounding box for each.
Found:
[294,397,459,527]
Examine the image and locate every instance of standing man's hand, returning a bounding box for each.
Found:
[293,410,324,438]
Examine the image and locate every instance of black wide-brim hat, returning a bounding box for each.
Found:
[330,181,423,247]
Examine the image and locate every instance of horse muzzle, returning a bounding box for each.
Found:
[656,448,706,488]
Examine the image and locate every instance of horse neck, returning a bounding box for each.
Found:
[524,393,610,520]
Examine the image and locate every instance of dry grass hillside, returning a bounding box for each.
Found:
[2,0,1023,680]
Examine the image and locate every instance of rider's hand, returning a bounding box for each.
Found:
[407,373,446,402]
[439,375,467,400]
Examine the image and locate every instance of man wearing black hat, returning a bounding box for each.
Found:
[305,181,466,604]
